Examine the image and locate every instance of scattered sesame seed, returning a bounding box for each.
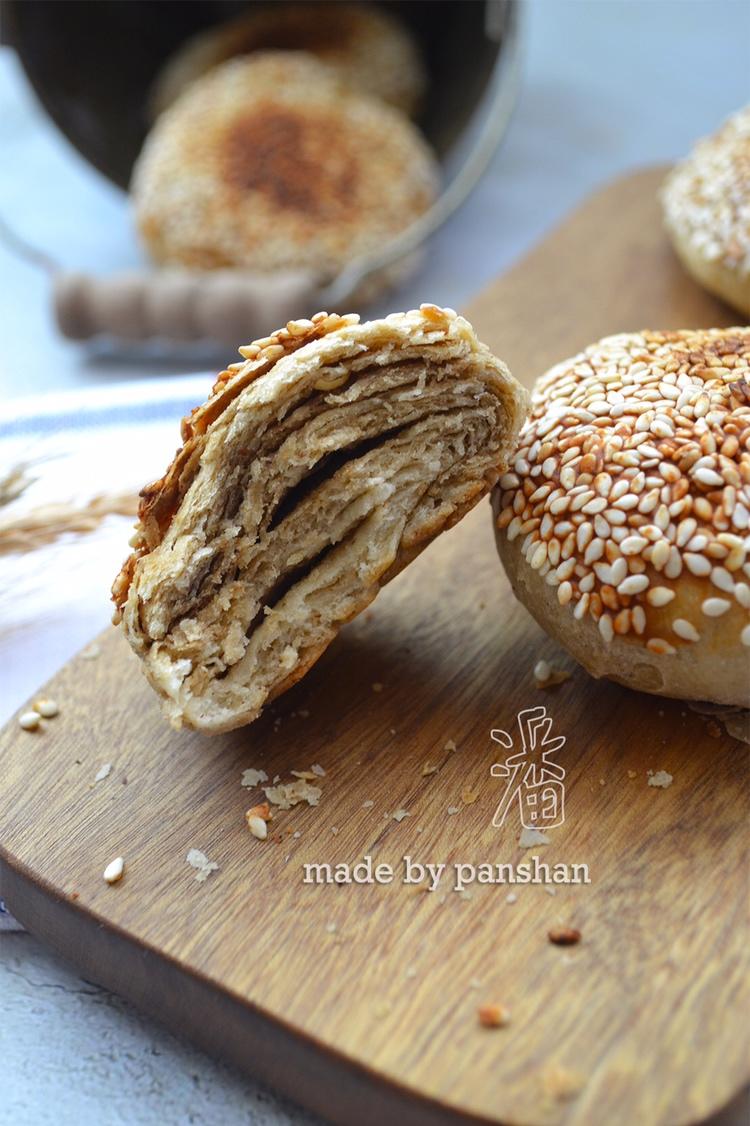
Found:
[478,1003,511,1029]
[33,698,59,718]
[447,806,460,816]
[18,711,41,731]
[505,892,518,904]
[94,763,112,783]
[103,857,124,884]
[247,816,268,839]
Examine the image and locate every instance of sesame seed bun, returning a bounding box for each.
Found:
[132,52,439,287]
[150,2,427,119]
[493,329,750,707]
[662,106,750,318]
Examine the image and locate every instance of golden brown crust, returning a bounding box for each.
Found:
[133,52,438,281]
[493,328,750,706]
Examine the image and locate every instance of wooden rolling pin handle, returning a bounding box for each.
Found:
[53,270,321,345]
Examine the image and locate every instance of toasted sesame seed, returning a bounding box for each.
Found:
[19,711,41,731]
[673,619,701,642]
[617,574,649,596]
[741,624,750,647]
[702,597,731,617]
[647,586,676,607]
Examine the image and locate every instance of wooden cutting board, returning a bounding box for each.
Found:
[1,169,748,1126]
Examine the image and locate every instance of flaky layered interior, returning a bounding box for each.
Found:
[119,313,525,732]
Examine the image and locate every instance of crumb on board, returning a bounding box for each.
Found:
[405,966,417,979]
[264,779,322,809]
[186,849,219,882]
[543,1064,586,1101]
[325,921,337,934]
[447,805,460,816]
[79,643,100,660]
[648,770,673,788]
[519,826,550,848]
[544,886,556,896]
[311,763,325,776]
[362,799,374,809]
[461,788,479,805]
[548,926,581,946]
[422,762,438,776]
[627,770,637,779]
[372,682,383,693]
[444,739,457,752]
[506,892,517,904]
[241,768,268,787]
[94,763,112,783]
[393,809,410,822]
[103,857,124,884]
[478,1003,511,1029]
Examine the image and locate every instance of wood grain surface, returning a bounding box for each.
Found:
[1,168,748,1126]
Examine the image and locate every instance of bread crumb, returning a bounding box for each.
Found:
[362,799,374,809]
[103,857,124,884]
[478,1003,511,1028]
[186,849,219,882]
[392,808,410,822]
[331,826,339,835]
[461,788,479,804]
[405,966,417,979]
[506,892,517,904]
[311,763,326,776]
[519,826,550,848]
[264,779,322,809]
[544,886,556,896]
[443,739,457,752]
[94,763,112,783]
[241,768,268,787]
[447,806,460,816]
[293,830,301,839]
[627,770,637,779]
[372,682,383,693]
[80,643,100,660]
[422,762,438,776]
[325,921,337,934]
[648,770,673,788]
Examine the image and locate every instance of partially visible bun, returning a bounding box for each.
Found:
[662,105,750,318]
[133,53,439,287]
[150,2,426,119]
[493,328,750,707]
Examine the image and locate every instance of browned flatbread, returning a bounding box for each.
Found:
[113,306,528,733]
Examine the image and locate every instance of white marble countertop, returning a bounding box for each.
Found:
[1,2,749,1123]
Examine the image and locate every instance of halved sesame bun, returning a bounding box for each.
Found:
[493,329,750,707]
[150,2,426,120]
[113,306,528,734]
[132,52,438,287]
[662,106,750,318]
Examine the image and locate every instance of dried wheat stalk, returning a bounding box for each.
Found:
[0,491,137,555]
